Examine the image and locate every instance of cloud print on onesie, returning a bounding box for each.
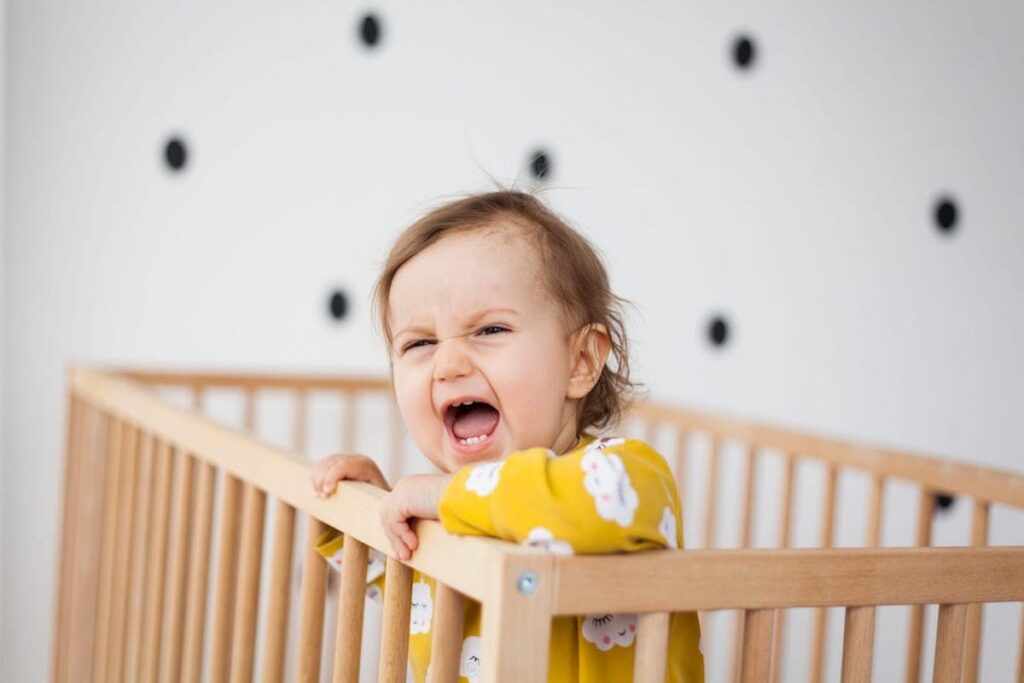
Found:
[409,580,433,635]
[580,438,639,526]
[464,460,505,496]
[459,635,483,682]
[523,527,574,555]
[659,506,678,549]
[582,613,638,651]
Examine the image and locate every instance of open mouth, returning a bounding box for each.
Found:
[444,400,500,449]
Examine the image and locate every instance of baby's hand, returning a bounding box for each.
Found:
[310,454,390,498]
[379,474,452,561]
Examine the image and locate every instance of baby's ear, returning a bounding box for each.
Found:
[567,323,611,399]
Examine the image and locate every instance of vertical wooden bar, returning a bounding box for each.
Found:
[480,553,555,683]
[208,472,244,683]
[731,444,758,683]
[428,582,466,683]
[379,558,415,682]
[297,517,329,683]
[341,390,357,453]
[933,603,967,683]
[810,464,838,683]
[388,400,404,482]
[906,489,935,683]
[703,436,721,549]
[229,485,268,683]
[92,419,123,683]
[244,387,257,434]
[65,407,110,683]
[333,537,371,683]
[770,454,797,683]
[740,609,774,683]
[962,499,989,683]
[634,612,671,683]
[106,425,140,683]
[259,501,297,683]
[122,431,156,681]
[841,606,876,683]
[674,430,688,494]
[139,439,174,683]
[180,461,217,683]
[866,474,885,548]
[255,393,300,683]
[158,448,194,683]
[1017,604,1024,683]
[53,393,83,683]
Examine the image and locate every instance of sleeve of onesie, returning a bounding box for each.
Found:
[437,437,684,554]
[315,528,388,601]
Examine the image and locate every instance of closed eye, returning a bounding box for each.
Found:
[477,325,510,336]
[401,339,435,353]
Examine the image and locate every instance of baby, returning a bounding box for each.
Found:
[310,190,703,682]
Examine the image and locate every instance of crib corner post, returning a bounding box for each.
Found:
[480,549,555,683]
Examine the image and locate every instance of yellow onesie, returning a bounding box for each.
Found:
[317,434,705,682]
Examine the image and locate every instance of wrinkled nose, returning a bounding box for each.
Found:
[432,338,472,382]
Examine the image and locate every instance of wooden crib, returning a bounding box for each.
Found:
[52,366,1024,683]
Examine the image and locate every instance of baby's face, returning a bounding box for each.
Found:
[388,225,581,472]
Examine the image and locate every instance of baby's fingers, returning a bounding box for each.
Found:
[383,516,418,561]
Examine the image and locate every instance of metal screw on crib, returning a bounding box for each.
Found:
[517,571,539,595]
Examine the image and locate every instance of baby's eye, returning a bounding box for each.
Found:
[477,325,509,336]
[401,339,435,353]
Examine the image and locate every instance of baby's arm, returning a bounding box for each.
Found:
[438,438,683,554]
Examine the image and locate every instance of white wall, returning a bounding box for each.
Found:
[2,2,1022,682]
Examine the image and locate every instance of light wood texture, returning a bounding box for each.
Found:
[770,455,797,683]
[1018,605,1024,683]
[333,537,370,683]
[841,606,876,683]
[906,489,936,683]
[429,582,466,683]
[52,394,81,683]
[379,558,415,682]
[106,424,139,683]
[962,499,989,683]
[740,609,774,683]
[229,484,268,683]
[297,517,329,682]
[933,603,967,683]
[92,418,123,683]
[480,550,555,683]
[341,390,357,453]
[119,367,392,393]
[139,439,173,683]
[181,461,217,683]
[634,611,671,683]
[704,437,721,549]
[811,465,839,683]
[123,431,155,681]
[208,473,244,683]
[730,444,758,683]
[674,430,688,495]
[158,448,194,683]
[260,500,297,683]
[293,389,306,453]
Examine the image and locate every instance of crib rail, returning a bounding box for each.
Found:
[54,367,1024,683]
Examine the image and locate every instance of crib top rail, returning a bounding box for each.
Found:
[112,366,1024,510]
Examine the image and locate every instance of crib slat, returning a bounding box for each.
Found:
[933,603,967,683]
[731,444,758,683]
[866,474,885,548]
[181,461,217,682]
[740,609,774,683]
[293,389,307,453]
[841,606,876,683]
[429,582,466,683]
[158,448,194,683]
[92,419,124,683]
[297,517,329,682]
[208,473,244,682]
[379,558,415,682]
[123,432,156,680]
[810,464,838,683]
[65,407,110,683]
[139,439,174,683]
[962,499,989,683]
[770,454,797,683]
[260,500,297,683]
[229,485,268,683]
[634,611,671,683]
[703,436,721,549]
[674,430,688,494]
[342,390,357,453]
[107,424,140,682]
[53,394,82,683]
[388,400,404,482]
[244,387,257,433]
[906,489,936,683]
[333,536,371,683]
[1017,604,1024,683]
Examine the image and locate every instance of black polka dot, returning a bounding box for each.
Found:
[164,137,187,171]
[328,290,349,321]
[934,196,959,234]
[934,492,956,514]
[529,149,551,180]
[732,34,757,70]
[707,316,730,347]
[359,13,382,48]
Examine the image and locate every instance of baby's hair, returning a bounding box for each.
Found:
[373,189,636,434]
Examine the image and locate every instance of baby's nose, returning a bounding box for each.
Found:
[432,338,473,381]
